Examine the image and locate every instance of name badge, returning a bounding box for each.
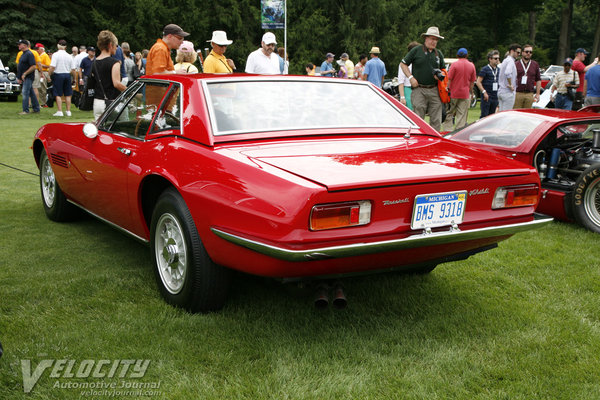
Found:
[492,82,498,91]
[521,76,528,85]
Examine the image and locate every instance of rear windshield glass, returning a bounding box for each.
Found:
[205,80,413,135]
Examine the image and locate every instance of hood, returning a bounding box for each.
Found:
[233,136,535,191]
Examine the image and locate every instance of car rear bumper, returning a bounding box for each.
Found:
[211,213,553,262]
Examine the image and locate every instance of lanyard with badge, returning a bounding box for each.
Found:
[520,60,530,85]
[488,64,498,91]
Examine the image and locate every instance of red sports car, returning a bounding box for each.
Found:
[33,75,550,312]
[447,108,600,233]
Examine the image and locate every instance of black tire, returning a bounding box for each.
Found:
[572,165,600,233]
[39,150,78,221]
[150,188,231,312]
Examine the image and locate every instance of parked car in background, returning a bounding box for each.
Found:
[0,59,20,101]
[33,74,551,312]
[447,108,600,233]
[540,65,563,90]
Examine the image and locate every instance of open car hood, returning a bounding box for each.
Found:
[234,136,535,191]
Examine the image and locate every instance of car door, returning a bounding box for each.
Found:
[70,81,173,235]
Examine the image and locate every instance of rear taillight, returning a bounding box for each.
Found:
[310,201,371,231]
[492,184,539,209]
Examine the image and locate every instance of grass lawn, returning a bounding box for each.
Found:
[1,99,600,399]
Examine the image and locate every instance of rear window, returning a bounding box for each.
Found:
[205,79,414,135]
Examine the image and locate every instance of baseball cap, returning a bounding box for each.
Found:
[564,57,573,65]
[163,24,190,37]
[35,42,44,49]
[326,52,335,58]
[87,46,95,52]
[262,32,277,45]
[457,48,468,56]
[179,40,195,53]
[341,52,349,59]
[575,48,589,55]
[17,39,29,46]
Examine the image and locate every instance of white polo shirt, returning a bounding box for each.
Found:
[245,48,280,74]
[50,50,74,74]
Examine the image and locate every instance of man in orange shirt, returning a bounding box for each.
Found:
[146,24,189,75]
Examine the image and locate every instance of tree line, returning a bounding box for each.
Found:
[1,0,598,76]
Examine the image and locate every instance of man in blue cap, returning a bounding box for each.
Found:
[442,47,475,131]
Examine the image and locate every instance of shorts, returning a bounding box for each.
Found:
[33,70,41,89]
[52,73,73,97]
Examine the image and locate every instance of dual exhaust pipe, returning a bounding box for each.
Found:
[314,281,347,309]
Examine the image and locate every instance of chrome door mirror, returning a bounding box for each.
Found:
[83,123,98,139]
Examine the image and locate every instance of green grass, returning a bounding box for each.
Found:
[1,99,600,399]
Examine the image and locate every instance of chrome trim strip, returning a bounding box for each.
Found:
[211,214,553,262]
[67,200,149,244]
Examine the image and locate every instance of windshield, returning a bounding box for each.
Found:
[448,113,544,148]
[205,79,414,135]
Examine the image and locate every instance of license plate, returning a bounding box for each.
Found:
[411,191,467,230]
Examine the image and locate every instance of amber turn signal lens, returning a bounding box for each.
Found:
[310,201,371,231]
[492,184,539,209]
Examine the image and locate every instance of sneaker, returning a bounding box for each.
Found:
[42,105,49,108]
[53,111,64,117]
[18,111,29,115]
[65,111,72,117]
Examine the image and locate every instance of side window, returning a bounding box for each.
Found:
[150,86,181,134]
[100,81,171,138]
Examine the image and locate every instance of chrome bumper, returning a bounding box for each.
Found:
[211,214,553,262]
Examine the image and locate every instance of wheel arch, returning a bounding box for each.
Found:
[140,174,177,234]
[32,139,45,168]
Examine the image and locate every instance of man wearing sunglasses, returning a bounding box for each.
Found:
[204,31,236,73]
[514,44,541,108]
[475,50,501,118]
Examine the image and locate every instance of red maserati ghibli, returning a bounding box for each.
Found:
[33,74,551,312]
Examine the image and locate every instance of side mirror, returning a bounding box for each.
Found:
[83,123,98,139]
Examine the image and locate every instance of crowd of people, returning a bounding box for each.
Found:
[15,23,600,128]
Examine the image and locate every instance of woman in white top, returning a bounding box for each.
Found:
[397,41,420,110]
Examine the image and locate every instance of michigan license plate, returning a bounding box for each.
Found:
[411,191,467,230]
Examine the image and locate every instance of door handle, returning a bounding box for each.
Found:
[117,147,132,156]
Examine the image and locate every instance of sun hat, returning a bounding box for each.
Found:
[207,31,233,46]
[369,47,380,54]
[179,41,195,53]
[421,26,444,39]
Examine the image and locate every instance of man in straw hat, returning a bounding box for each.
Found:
[400,26,446,131]
[204,31,236,73]
[362,47,386,88]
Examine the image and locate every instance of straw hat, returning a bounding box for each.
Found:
[421,27,444,39]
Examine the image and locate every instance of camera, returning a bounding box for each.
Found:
[433,68,445,81]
